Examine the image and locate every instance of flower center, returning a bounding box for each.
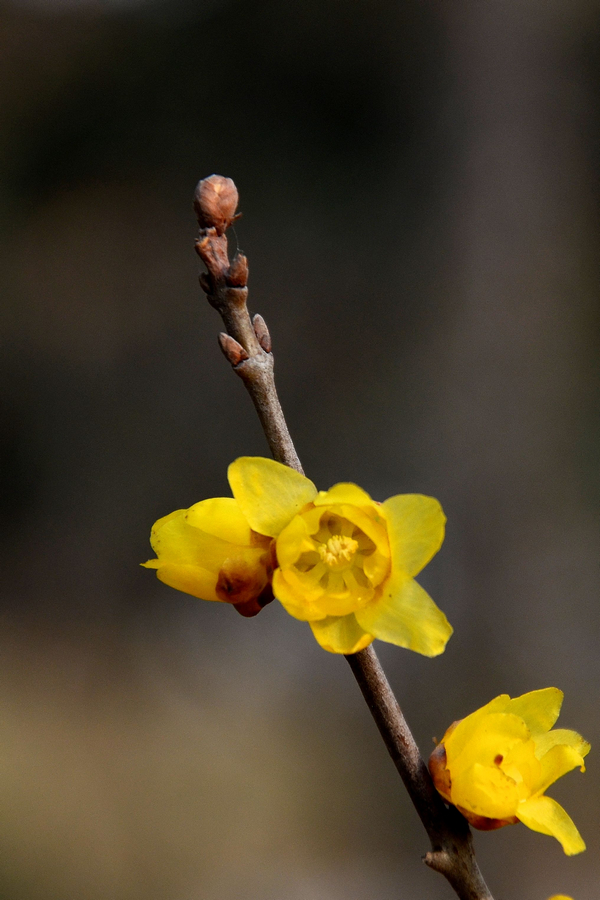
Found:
[318,535,359,569]
[278,508,392,619]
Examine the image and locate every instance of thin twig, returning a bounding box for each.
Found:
[193,175,302,474]
[193,174,495,900]
[347,647,494,900]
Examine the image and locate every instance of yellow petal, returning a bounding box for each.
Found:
[272,569,326,621]
[362,548,392,586]
[185,497,252,545]
[382,494,446,577]
[313,483,374,508]
[309,614,374,654]
[447,712,530,767]
[149,511,243,571]
[443,695,512,761]
[500,735,542,795]
[516,795,586,855]
[451,761,521,819]
[355,572,452,656]
[500,736,542,800]
[276,514,317,568]
[547,895,574,899]
[532,744,589,796]
[278,564,328,604]
[228,457,317,537]
[154,563,221,601]
[282,566,365,618]
[506,688,563,734]
[333,503,390,555]
[149,508,187,532]
[446,712,532,790]
[533,729,590,763]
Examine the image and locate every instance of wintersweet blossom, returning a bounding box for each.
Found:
[429,688,590,855]
[142,497,274,617]
[144,456,453,655]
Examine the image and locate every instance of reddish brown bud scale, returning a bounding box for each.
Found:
[196,230,230,281]
[456,806,518,831]
[218,333,249,366]
[253,313,272,352]
[233,596,263,617]
[256,581,275,609]
[194,174,239,235]
[215,557,266,606]
[227,252,249,287]
[233,582,275,618]
[428,742,452,803]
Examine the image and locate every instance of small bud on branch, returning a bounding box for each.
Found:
[218,333,249,366]
[193,174,240,235]
[253,314,272,353]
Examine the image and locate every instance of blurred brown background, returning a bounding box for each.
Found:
[0,1,599,898]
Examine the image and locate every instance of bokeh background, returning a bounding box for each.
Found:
[1,1,599,898]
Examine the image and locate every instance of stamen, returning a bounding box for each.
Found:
[318,535,359,568]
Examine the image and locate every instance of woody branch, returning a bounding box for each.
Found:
[193,174,494,900]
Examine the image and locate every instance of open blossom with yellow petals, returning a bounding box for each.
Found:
[144,456,453,655]
[429,688,590,855]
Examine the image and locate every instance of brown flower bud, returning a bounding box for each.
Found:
[193,174,239,235]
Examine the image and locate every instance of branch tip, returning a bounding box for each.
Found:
[194,174,239,235]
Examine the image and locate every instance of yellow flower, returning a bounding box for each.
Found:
[228,457,452,655]
[144,457,452,654]
[429,688,590,855]
[547,896,574,900]
[142,497,274,617]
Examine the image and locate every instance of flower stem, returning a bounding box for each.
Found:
[193,174,495,900]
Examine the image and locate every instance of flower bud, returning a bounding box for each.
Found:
[193,174,239,235]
